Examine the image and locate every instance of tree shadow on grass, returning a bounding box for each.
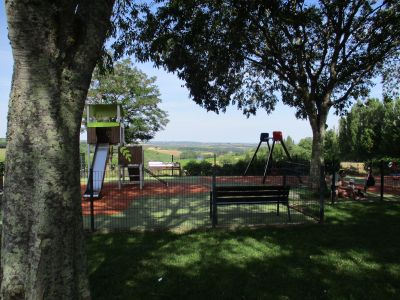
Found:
[87,202,400,299]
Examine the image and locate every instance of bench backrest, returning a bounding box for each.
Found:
[213,185,290,204]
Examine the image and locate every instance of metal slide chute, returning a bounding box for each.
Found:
[84,143,109,198]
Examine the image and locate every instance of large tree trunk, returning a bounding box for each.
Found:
[310,123,325,188]
[309,106,328,189]
[1,1,114,299]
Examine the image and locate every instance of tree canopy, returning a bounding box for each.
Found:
[87,59,169,142]
[119,0,400,181]
[123,0,400,114]
[338,97,400,161]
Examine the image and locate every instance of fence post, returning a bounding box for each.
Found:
[212,169,217,228]
[171,155,174,176]
[89,167,95,232]
[380,160,384,202]
[331,167,336,205]
[319,165,325,224]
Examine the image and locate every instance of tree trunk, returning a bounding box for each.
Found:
[1,1,114,299]
[309,108,328,189]
[310,124,325,188]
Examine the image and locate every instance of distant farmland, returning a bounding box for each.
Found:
[146,147,182,157]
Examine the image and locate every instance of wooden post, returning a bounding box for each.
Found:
[140,164,143,189]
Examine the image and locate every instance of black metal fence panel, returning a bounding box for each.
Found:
[81,164,323,231]
[326,160,400,204]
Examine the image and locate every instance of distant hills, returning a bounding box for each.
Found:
[145,141,257,154]
[148,141,256,146]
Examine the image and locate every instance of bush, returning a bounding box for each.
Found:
[183,160,213,176]
[183,157,310,176]
[0,161,4,176]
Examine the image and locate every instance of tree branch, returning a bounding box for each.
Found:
[68,0,115,73]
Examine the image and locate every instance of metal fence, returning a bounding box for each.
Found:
[326,160,400,204]
[81,163,324,231]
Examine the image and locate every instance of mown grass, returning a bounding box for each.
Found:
[87,201,400,299]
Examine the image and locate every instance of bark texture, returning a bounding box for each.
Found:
[308,101,329,189]
[1,1,114,299]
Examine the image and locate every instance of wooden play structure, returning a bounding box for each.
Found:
[118,145,144,189]
[83,103,175,198]
[83,104,145,198]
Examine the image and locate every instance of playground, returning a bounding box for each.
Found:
[80,105,320,230]
[80,117,322,231]
[80,107,399,231]
[80,173,321,230]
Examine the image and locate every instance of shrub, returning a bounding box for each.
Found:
[184,160,213,176]
[183,157,310,176]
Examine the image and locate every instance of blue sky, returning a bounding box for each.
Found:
[0,5,383,143]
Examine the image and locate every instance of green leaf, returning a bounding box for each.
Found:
[119,146,133,162]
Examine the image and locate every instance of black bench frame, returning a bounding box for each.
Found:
[210,185,291,227]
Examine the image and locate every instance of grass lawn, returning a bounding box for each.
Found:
[87,201,400,299]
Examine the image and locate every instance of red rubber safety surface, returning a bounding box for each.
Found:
[80,175,309,216]
[79,175,400,217]
[81,182,209,216]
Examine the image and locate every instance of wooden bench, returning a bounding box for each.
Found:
[210,185,291,227]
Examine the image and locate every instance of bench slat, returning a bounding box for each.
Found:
[216,190,289,197]
[215,185,289,191]
[217,200,287,205]
[216,196,288,203]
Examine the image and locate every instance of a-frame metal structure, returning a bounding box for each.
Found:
[243,132,271,177]
[244,131,301,184]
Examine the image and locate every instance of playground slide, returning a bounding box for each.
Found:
[84,143,109,198]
